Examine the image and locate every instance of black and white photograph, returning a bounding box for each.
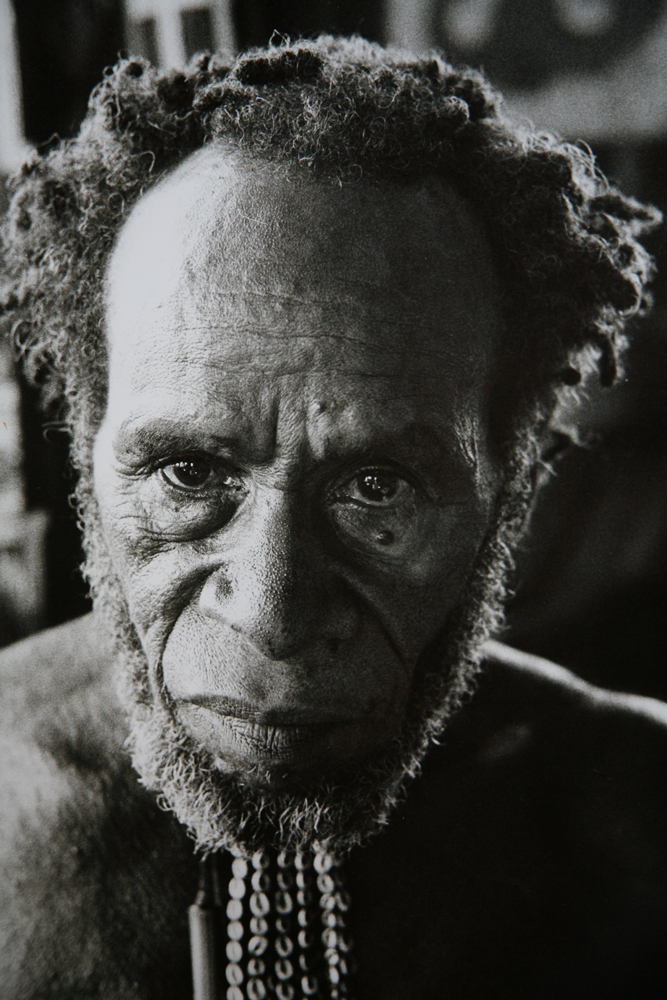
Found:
[1,2,666,997]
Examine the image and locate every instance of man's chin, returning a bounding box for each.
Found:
[126,685,416,856]
[207,741,391,798]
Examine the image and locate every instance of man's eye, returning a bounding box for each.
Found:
[329,467,426,558]
[160,458,238,492]
[340,470,412,507]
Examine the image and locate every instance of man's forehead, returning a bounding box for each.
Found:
[106,143,501,351]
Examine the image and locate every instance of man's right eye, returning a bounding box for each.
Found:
[159,458,241,493]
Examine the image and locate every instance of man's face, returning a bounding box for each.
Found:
[93,146,501,804]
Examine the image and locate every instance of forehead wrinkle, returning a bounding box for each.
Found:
[177,317,484,356]
[190,269,474,307]
[186,307,487,358]
[120,321,486,391]
[106,159,500,368]
[187,277,494,347]
[134,361,480,397]
[147,310,489,383]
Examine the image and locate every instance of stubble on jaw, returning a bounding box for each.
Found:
[77,426,535,859]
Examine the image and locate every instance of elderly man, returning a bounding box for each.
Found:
[0,36,665,1000]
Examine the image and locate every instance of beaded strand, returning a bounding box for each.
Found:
[225,853,248,1000]
[215,846,354,1000]
[247,849,271,999]
[314,851,352,1000]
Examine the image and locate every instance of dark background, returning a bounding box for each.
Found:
[5,0,667,700]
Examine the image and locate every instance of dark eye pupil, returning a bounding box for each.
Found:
[358,473,397,502]
[172,460,211,487]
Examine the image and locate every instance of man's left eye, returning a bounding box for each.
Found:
[329,467,423,557]
[340,470,413,507]
[160,458,239,492]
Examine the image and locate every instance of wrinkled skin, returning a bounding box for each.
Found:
[93,145,502,791]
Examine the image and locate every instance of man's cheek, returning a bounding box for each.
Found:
[162,603,409,710]
[163,614,266,703]
[346,507,491,659]
[95,496,208,650]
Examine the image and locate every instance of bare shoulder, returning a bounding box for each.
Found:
[0,613,126,815]
[0,616,197,998]
[462,640,667,838]
[0,612,119,728]
[0,617,123,987]
[483,638,667,727]
[0,612,123,809]
[475,638,667,764]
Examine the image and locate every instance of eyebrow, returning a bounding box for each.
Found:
[112,418,252,465]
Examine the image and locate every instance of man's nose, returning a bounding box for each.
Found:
[198,492,360,660]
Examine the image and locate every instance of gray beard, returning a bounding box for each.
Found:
[78,437,535,859]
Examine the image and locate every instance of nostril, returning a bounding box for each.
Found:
[213,574,233,601]
[327,637,342,656]
[200,572,233,613]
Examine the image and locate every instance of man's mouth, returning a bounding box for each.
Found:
[221,717,338,757]
[188,694,353,728]
[173,695,384,775]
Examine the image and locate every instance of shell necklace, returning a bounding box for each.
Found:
[189,846,355,1000]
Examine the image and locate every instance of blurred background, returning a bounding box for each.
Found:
[0,0,666,698]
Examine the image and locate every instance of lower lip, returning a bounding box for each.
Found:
[175,702,359,766]
[225,716,337,757]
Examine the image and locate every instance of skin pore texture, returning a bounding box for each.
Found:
[90,144,514,854]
